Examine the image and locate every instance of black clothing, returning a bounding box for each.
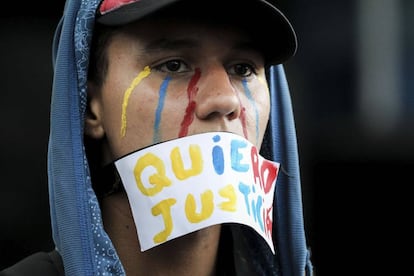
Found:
[0,250,64,276]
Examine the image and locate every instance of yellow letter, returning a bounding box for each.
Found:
[134,153,172,196]
[152,198,177,244]
[218,184,237,212]
[185,190,214,223]
[171,145,203,180]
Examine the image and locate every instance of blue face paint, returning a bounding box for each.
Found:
[242,79,259,145]
[153,76,172,143]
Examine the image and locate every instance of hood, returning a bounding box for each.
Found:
[49,0,312,275]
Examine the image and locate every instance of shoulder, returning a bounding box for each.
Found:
[0,250,64,276]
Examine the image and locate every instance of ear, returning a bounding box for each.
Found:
[85,81,105,139]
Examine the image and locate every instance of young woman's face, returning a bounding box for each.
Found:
[87,19,271,162]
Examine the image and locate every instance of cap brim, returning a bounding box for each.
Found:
[97,0,297,65]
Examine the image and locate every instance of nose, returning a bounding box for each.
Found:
[195,67,241,121]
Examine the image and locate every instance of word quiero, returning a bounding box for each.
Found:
[115,132,279,253]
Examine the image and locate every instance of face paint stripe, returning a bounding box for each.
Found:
[235,90,248,140]
[153,76,172,143]
[121,66,152,137]
[258,75,268,88]
[178,69,201,137]
[242,79,260,145]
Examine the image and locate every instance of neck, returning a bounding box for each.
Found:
[101,191,221,276]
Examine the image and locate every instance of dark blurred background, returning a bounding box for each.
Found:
[1,1,412,275]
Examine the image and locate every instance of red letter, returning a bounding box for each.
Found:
[260,160,278,194]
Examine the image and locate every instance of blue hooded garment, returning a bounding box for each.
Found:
[49,0,313,275]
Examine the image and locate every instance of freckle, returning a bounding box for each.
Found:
[125,224,130,229]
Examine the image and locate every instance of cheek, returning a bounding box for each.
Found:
[256,93,270,125]
[125,93,159,131]
[101,80,160,159]
[242,80,270,145]
[252,96,270,149]
[152,89,189,141]
[101,76,190,159]
[253,93,270,141]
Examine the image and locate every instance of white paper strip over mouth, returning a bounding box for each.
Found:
[115,131,280,253]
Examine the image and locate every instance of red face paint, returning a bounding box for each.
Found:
[178,69,248,139]
[178,69,201,137]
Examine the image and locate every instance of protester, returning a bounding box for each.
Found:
[1,0,313,275]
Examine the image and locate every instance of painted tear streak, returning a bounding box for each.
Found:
[257,75,268,88]
[178,68,201,137]
[121,66,151,137]
[234,90,248,140]
[153,76,172,143]
[242,79,259,145]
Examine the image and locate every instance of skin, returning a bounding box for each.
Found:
[85,18,271,276]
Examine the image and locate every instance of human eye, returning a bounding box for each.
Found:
[153,59,191,74]
[228,62,257,78]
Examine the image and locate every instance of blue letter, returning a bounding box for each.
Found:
[231,139,249,172]
[238,182,251,215]
[212,135,224,175]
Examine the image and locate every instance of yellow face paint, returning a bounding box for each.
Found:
[121,66,152,137]
[258,75,269,89]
